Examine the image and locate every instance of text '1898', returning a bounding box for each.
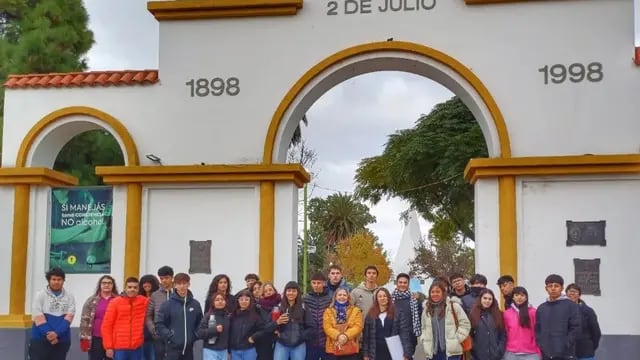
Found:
[327,0,436,16]
[185,77,240,97]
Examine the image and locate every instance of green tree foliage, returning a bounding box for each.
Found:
[308,192,377,251]
[53,130,124,186]
[0,0,94,163]
[354,96,488,242]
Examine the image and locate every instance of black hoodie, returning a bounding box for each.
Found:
[155,290,204,352]
[535,296,582,358]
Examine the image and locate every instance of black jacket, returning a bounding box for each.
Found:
[155,291,203,351]
[229,307,274,350]
[393,296,421,354]
[197,309,231,350]
[535,297,582,358]
[575,301,601,357]
[462,287,482,315]
[362,312,413,359]
[471,311,506,360]
[303,290,332,348]
[276,308,314,347]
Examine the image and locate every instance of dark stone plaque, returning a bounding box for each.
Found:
[566,220,606,246]
[573,258,601,296]
[189,240,212,274]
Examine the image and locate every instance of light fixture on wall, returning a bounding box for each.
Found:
[145,154,162,165]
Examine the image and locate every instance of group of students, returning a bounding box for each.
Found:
[28,264,601,360]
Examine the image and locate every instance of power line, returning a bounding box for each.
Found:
[309,173,460,195]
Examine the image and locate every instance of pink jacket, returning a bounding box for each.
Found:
[503,306,541,354]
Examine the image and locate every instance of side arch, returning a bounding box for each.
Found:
[263,40,512,163]
[16,106,140,167]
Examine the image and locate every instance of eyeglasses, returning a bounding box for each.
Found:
[101,281,113,285]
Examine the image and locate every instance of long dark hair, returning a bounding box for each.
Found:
[280,282,304,322]
[512,286,531,328]
[426,281,448,318]
[93,275,119,296]
[206,274,232,300]
[367,287,395,320]
[470,289,504,330]
[139,274,159,297]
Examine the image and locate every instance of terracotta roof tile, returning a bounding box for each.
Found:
[4,70,159,89]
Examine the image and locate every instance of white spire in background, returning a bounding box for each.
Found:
[391,210,423,276]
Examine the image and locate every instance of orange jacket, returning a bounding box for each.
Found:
[323,305,363,354]
[101,295,148,350]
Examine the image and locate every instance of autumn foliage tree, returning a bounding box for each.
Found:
[335,230,392,285]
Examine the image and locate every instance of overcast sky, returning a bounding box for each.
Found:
[83,0,454,258]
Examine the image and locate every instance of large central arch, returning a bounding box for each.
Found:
[260,40,516,284]
[263,41,513,163]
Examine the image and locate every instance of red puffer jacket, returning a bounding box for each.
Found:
[101,295,149,350]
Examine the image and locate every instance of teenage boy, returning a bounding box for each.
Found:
[102,277,149,360]
[566,283,601,360]
[325,265,351,297]
[497,274,515,308]
[146,265,174,359]
[351,265,380,320]
[303,272,332,360]
[156,273,203,360]
[461,274,487,315]
[236,273,260,296]
[392,273,422,358]
[535,274,582,360]
[29,267,76,360]
[449,272,470,301]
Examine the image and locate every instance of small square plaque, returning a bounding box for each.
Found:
[573,258,601,296]
[566,220,606,246]
[189,240,212,274]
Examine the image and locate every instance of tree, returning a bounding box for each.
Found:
[0,0,94,163]
[354,96,487,242]
[409,215,475,280]
[53,130,124,185]
[335,230,392,285]
[308,193,377,250]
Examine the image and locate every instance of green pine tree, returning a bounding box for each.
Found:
[1,0,94,166]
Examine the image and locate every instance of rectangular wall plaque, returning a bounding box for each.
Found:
[189,240,212,274]
[573,258,601,296]
[566,220,606,246]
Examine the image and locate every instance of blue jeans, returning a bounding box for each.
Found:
[231,347,258,360]
[204,348,229,360]
[578,358,596,360]
[274,342,306,360]
[305,345,327,360]
[114,348,144,360]
[431,351,460,360]
[143,342,156,360]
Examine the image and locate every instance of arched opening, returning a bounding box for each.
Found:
[265,41,511,164]
[14,106,138,275]
[265,41,513,288]
[53,129,124,185]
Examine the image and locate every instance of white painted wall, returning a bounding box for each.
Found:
[4,1,637,169]
[0,186,15,314]
[474,178,500,287]
[141,185,260,306]
[274,182,299,291]
[518,176,640,335]
[25,185,127,327]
